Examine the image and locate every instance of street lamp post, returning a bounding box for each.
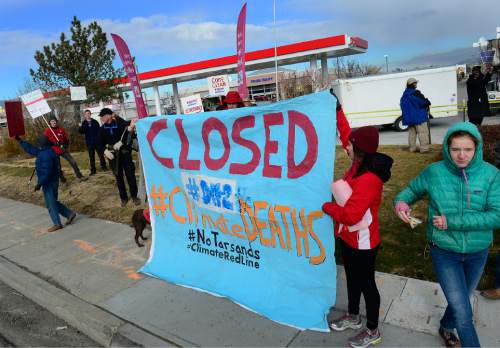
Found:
[384,55,389,73]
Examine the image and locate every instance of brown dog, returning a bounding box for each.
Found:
[131,209,150,247]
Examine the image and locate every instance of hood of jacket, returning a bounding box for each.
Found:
[442,122,483,174]
[36,135,52,149]
[362,152,393,183]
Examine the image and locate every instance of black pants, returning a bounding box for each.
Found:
[109,150,137,202]
[87,145,107,173]
[340,239,380,330]
[58,152,83,179]
[468,116,483,126]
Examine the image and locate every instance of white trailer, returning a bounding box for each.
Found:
[331,66,460,131]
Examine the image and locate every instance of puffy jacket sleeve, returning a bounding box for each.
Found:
[394,167,430,205]
[336,107,351,149]
[78,122,86,134]
[324,174,382,226]
[19,140,39,157]
[60,128,69,145]
[446,172,500,231]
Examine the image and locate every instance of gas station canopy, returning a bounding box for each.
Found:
[120,34,368,89]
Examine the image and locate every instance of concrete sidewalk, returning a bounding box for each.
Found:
[0,197,498,347]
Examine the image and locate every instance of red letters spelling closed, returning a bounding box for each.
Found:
[145,111,318,179]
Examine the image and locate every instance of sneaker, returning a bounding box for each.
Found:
[65,213,77,226]
[132,197,141,206]
[480,288,500,300]
[348,328,382,348]
[47,225,63,233]
[78,176,88,182]
[90,170,96,176]
[439,327,460,347]
[329,313,362,332]
[121,199,129,207]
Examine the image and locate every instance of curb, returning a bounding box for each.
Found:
[0,256,175,347]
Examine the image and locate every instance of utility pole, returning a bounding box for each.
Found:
[384,55,389,73]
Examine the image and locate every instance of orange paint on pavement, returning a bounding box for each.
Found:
[73,239,97,253]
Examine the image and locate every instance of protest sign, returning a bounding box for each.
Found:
[136,91,338,330]
[5,101,25,138]
[70,86,87,101]
[236,3,248,100]
[20,89,51,118]
[181,94,204,114]
[207,75,230,97]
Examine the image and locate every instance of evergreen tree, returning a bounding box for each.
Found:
[30,16,121,123]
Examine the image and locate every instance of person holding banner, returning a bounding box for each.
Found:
[78,109,108,175]
[15,134,76,232]
[322,126,393,348]
[98,108,139,207]
[44,116,87,182]
[394,123,500,347]
[224,91,245,109]
[466,65,493,126]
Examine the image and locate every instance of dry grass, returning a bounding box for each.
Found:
[0,145,498,288]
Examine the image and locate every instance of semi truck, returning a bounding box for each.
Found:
[331,66,461,131]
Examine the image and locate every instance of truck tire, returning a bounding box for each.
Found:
[394,116,408,132]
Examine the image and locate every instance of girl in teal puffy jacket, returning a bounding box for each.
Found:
[394,122,500,348]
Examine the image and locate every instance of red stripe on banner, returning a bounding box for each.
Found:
[24,97,45,106]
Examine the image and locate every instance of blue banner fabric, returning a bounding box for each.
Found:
[136,91,337,330]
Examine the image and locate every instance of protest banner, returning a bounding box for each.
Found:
[207,75,230,97]
[136,91,337,330]
[70,86,87,101]
[5,101,25,138]
[20,89,51,118]
[181,94,204,114]
[111,33,148,119]
[236,3,248,100]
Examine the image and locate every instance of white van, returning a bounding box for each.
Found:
[331,66,460,131]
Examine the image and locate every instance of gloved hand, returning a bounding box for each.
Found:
[395,201,411,223]
[104,149,115,160]
[113,141,123,151]
[321,202,336,217]
[34,184,41,191]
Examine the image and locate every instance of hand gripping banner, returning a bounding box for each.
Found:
[136,91,337,330]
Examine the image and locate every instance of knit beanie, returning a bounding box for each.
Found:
[348,126,379,154]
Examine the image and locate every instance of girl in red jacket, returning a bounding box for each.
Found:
[322,126,393,348]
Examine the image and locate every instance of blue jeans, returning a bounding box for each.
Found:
[42,180,73,226]
[430,244,488,348]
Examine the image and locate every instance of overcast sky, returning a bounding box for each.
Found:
[0,0,499,98]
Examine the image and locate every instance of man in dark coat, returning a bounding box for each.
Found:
[467,65,492,126]
[78,109,107,175]
[98,108,139,207]
[16,134,76,232]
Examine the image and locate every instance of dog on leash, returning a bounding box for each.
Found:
[131,209,150,247]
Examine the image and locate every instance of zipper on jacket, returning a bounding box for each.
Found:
[460,175,465,253]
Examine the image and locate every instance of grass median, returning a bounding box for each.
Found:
[0,145,498,289]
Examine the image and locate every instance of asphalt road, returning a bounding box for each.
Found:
[378,115,500,145]
[0,279,98,347]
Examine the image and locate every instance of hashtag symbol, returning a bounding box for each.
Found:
[150,184,169,218]
[188,230,195,241]
[185,178,200,201]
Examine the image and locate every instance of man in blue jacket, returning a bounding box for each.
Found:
[400,78,431,153]
[16,134,76,232]
[78,109,107,175]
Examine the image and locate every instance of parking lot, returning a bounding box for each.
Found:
[378,115,500,145]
